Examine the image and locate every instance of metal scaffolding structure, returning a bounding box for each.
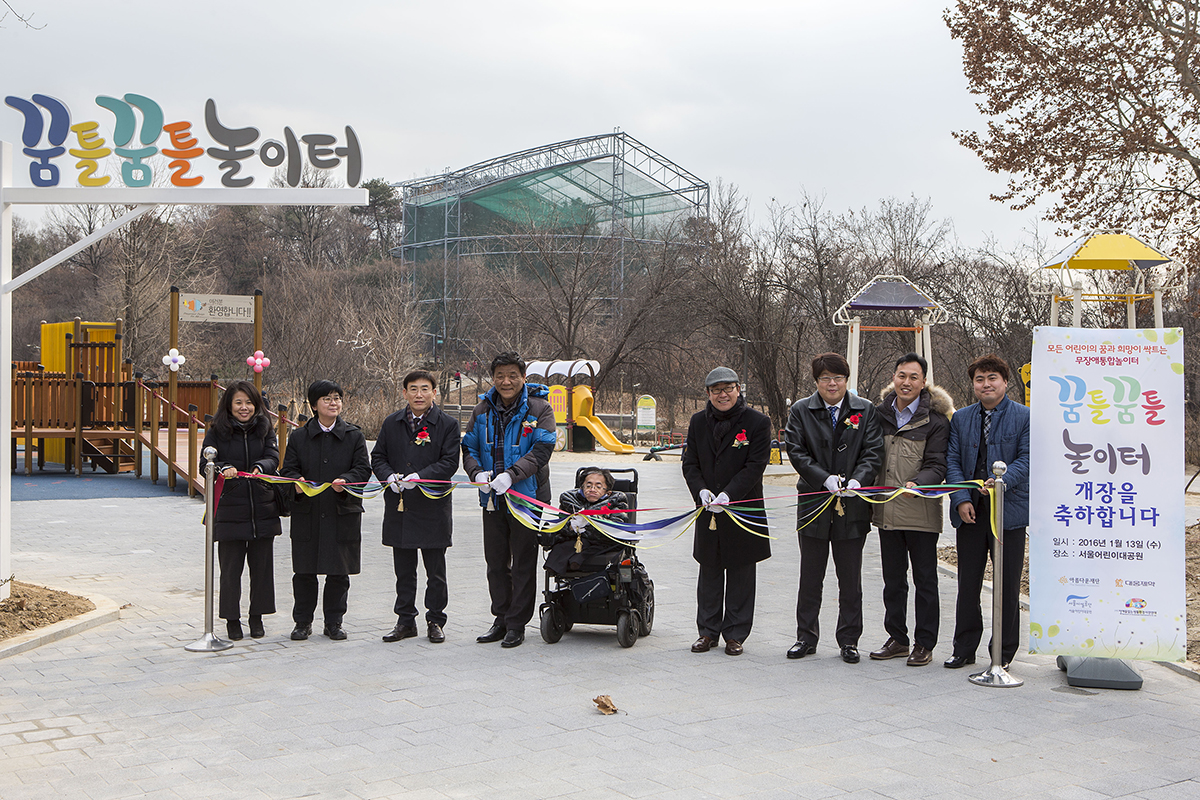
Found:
[392,131,709,359]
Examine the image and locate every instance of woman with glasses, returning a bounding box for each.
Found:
[681,366,772,657]
[280,380,371,641]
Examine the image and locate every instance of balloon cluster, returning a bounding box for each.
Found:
[246,350,271,374]
[162,348,186,372]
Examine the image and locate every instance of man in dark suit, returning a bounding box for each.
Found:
[372,370,461,644]
[943,354,1030,669]
[681,367,772,656]
[785,352,885,664]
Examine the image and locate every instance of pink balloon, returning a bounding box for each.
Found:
[261,357,270,368]
[254,350,264,359]
[246,356,255,366]
[253,364,264,373]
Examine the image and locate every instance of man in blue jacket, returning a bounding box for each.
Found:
[944,354,1030,669]
[462,353,557,648]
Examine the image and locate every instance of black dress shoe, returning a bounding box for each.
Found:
[226,620,243,641]
[427,622,445,643]
[691,635,719,653]
[943,654,977,669]
[787,640,816,659]
[324,624,347,641]
[724,639,743,656]
[500,627,525,648]
[869,637,909,660]
[477,622,507,643]
[840,645,860,664]
[382,623,418,643]
[290,624,312,641]
[248,615,265,639]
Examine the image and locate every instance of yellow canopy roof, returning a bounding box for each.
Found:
[1042,233,1172,270]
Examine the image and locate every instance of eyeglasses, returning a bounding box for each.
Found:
[708,384,739,396]
[317,395,343,404]
[816,376,847,386]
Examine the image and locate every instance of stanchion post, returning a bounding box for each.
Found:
[969,460,1023,687]
[185,446,233,652]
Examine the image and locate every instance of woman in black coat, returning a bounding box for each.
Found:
[681,367,772,657]
[201,380,281,642]
[545,467,630,574]
[280,380,371,642]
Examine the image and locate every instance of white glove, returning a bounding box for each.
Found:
[823,475,842,495]
[711,492,730,513]
[699,488,716,507]
[475,470,492,486]
[490,472,513,495]
[570,515,587,532]
[837,478,861,498]
[400,472,420,491]
[387,473,403,493]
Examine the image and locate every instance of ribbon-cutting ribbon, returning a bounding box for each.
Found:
[216,473,996,544]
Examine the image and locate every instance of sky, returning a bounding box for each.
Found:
[0,0,1056,252]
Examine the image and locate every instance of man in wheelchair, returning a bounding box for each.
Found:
[543,467,630,574]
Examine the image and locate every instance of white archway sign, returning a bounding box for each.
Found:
[0,140,368,600]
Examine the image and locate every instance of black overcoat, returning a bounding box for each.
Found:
[280,416,372,575]
[785,391,885,541]
[371,403,461,549]
[544,489,630,574]
[681,403,772,568]
[202,418,281,542]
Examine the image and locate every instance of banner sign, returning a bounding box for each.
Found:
[636,395,657,430]
[4,95,361,189]
[1029,326,1185,662]
[179,294,255,324]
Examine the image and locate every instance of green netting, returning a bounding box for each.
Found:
[403,157,695,249]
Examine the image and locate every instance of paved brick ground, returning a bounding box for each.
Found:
[2,460,1198,799]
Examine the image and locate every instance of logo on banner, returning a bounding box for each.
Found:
[4,94,362,188]
[1065,595,1093,613]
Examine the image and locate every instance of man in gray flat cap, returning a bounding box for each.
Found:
[681,367,772,656]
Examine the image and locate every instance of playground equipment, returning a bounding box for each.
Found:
[834,275,948,394]
[1035,231,1185,328]
[527,359,634,454]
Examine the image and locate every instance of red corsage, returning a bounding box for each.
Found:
[414,428,431,446]
[521,420,535,438]
[845,413,862,430]
[732,429,749,448]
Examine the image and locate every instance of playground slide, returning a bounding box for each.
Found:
[570,386,635,454]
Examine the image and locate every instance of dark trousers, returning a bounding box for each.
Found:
[218,538,275,621]
[482,502,538,630]
[796,534,866,647]
[879,528,940,650]
[952,519,1027,663]
[292,573,349,626]
[393,547,448,626]
[696,562,756,642]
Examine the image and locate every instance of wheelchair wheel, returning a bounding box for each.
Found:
[563,619,574,632]
[540,603,565,644]
[638,579,654,636]
[616,610,639,648]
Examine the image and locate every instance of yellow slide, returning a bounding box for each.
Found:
[570,386,635,453]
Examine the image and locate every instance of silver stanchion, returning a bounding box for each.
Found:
[186,446,234,652]
[970,460,1022,687]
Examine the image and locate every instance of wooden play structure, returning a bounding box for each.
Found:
[527,359,634,454]
[11,314,296,496]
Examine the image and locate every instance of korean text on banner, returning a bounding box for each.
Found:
[1029,327,1185,662]
[179,293,255,324]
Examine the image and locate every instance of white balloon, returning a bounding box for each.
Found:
[162,355,170,365]
[176,355,186,365]
[169,363,180,372]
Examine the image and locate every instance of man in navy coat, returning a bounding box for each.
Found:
[943,354,1030,669]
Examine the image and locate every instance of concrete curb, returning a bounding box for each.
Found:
[0,591,121,660]
[936,559,1200,682]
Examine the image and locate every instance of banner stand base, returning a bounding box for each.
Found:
[1056,656,1143,690]
[968,664,1024,688]
[185,632,234,653]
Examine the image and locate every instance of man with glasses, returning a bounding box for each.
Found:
[682,367,772,656]
[372,370,461,644]
[785,353,884,664]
